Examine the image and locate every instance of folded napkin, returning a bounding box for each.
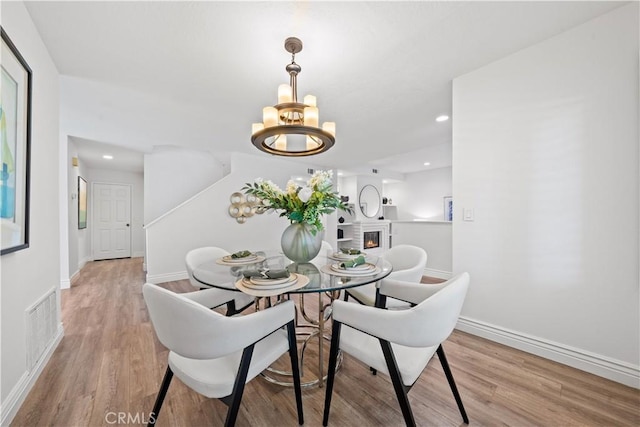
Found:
[242,269,290,279]
[339,255,366,269]
[231,250,253,259]
[340,248,362,255]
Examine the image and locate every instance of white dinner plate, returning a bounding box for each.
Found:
[235,274,310,297]
[331,251,366,260]
[222,254,258,262]
[331,262,377,274]
[321,264,382,277]
[249,274,294,286]
[216,255,265,266]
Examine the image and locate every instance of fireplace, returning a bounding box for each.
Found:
[352,221,389,256]
[363,231,380,249]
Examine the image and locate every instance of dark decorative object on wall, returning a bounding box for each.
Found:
[337,229,344,239]
[338,216,345,223]
[382,197,388,205]
[1,28,32,255]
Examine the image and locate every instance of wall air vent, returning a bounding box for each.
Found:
[26,288,58,371]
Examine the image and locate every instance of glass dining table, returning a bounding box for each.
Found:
[191,250,393,387]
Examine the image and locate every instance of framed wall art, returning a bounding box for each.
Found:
[78,176,87,229]
[1,28,32,255]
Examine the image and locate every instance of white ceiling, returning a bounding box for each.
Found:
[70,136,144,173]
[25,1,624,176]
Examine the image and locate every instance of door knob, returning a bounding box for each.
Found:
[126,223,130,227]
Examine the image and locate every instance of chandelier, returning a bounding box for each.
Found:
[251,37,336,157]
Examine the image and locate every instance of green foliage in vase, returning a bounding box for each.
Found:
[242,170,352,235]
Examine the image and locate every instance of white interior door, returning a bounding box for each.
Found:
[92,183,131,260]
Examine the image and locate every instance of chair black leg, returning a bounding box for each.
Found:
[148,366,173,426]
[226,299,254,316]
[225,300,238,316]
[437,344,469,424]
[374,289,387,308]
[224,344,255,427]
[287,320,304,425]
[322,321,342,426]
[380,339,416,427]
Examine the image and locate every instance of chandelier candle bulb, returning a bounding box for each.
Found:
[278,84,293,104]
[252,123,264,135]
[303,94,317,107]
[263,107,278,128]
[304,106,319,127]
[322,122,336,137]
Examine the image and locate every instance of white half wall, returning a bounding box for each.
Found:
[392,221,452,275]
[452,4,639,387]
[0,2,63,423]
[144,146,224,224]
[144,152,327,282]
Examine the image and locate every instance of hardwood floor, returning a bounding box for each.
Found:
[11,258,639,426]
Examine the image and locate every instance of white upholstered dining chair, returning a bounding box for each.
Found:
[185,246,255,315]
[323,272,470,427]
[345,244,427,308]
[143,283,303,427]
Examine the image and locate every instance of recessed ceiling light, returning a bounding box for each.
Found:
[382,180,388,184]
[423,162,431,166]
[103,155,113,160]
[435,115,449,122]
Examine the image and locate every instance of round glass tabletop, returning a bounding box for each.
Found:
[192,250,392,294]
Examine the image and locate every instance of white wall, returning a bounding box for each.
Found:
[452,3,638,387]
[144,152,327,282]
[338,175,383,221]
[384,166,452,220]
[144,146,224,224]
[0,1,63,422]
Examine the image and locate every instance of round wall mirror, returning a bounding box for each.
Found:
[359,185,381,218]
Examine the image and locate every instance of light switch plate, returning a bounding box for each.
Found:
[463,208,474,221]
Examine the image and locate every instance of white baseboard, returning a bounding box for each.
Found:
[424,268,452,280]
[145,271,188,284]
[133,251,145,257]
[456,316,640,389]
[60,279,71,290]
[0,324,64,426]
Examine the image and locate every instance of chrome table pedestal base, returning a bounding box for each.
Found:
[260,290,342,388]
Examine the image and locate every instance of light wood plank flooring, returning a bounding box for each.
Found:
[11,258,639,426]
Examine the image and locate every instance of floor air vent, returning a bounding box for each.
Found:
[26,288,58,371]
